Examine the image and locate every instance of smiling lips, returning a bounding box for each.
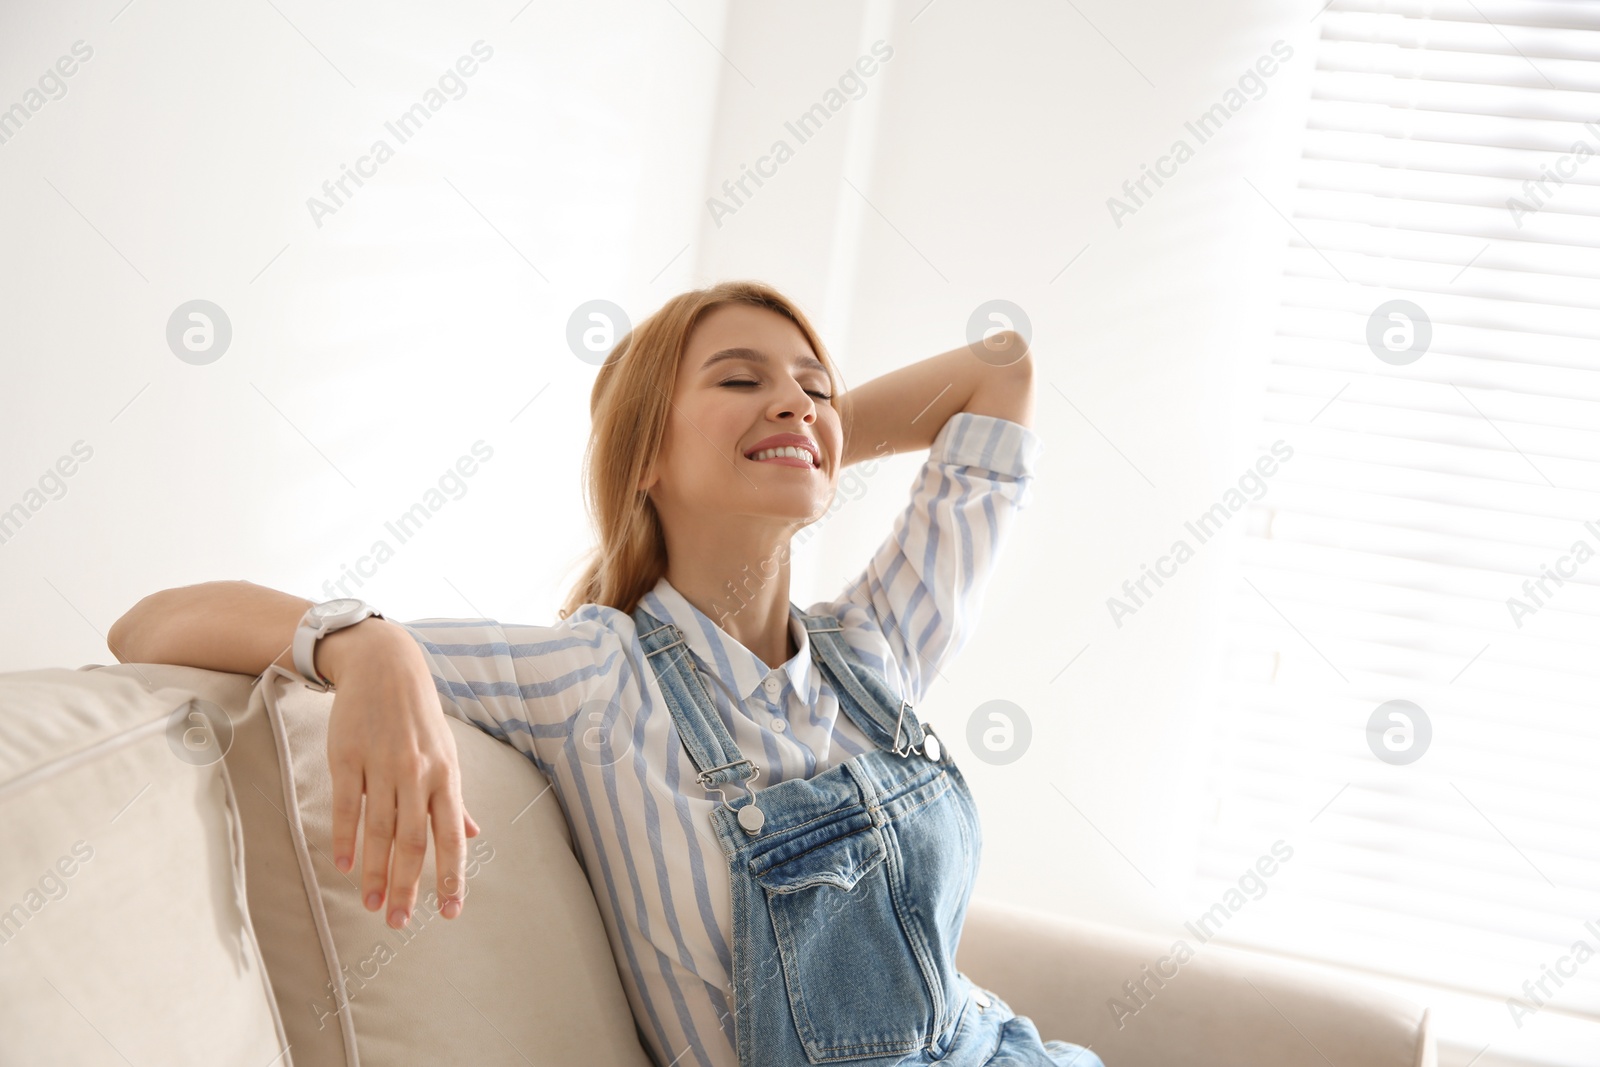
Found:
[747,445,818,470]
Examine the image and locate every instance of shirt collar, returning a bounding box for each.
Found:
[640,575,813,706]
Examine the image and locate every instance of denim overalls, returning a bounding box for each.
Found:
[633,605,1104,1067]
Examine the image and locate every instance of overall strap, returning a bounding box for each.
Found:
[800,614,932,757]
[631,606,758,791]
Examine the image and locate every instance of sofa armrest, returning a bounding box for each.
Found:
[956,896,1436,1067]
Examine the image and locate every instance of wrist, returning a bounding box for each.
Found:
[317,617,411,687]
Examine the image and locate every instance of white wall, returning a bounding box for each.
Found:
[4,0,1319,985]
[0,0,731,658]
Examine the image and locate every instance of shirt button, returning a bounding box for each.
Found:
[764,676,781,694]
[771,717,786,732]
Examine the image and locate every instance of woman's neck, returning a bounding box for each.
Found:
[664,559,796,670]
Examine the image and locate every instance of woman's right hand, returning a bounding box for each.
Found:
[320,620,481,929]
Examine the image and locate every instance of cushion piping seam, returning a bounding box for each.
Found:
[0,696,178,805]
[261,663,361,1067]
[214,735,298,1063]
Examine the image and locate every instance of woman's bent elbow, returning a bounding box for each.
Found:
[107,595,156,662]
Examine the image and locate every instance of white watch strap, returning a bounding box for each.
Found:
[293,603,385,691]
[293,610,332,691]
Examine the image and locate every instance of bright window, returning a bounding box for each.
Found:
[1192,1,1600,1062]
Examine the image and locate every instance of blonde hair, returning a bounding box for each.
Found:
[557,280,851,620]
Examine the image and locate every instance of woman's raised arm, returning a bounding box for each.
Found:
[837,330,1034,467]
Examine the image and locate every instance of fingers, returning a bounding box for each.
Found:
[361,777,398,919]
[325,671,478,929]
[386,778,433,929]
[431,788,470,920]
[330,755,364,875]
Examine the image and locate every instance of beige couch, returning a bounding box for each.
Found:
[0,662,1438,1067]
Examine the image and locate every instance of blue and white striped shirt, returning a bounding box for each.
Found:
[397,411,1040,1067]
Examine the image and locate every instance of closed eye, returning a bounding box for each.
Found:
[721,379,833,401]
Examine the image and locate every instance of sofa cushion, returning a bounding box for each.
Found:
[91,661,653,1067]
[0,666,290,1066]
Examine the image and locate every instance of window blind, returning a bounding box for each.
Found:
[1190,0,1600,1034]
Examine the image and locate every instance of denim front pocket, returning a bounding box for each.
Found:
[752,826,935,1063]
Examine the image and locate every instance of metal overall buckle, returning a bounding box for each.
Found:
[698,759,766,834]
[891,699,942,762]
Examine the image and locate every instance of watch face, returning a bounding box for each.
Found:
[312,598,364,619]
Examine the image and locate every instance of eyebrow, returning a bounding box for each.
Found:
[700,347,829,374]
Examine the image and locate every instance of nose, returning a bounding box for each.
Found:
[768,388,818,423]
[767,408,816,427]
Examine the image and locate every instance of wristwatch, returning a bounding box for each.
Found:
[292,598,384,692]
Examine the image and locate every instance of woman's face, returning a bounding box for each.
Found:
[641,303,842,531]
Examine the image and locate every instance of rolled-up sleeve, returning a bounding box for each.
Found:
[815,411,1041,707]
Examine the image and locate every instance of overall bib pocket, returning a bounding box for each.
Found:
[752,825,937,1063]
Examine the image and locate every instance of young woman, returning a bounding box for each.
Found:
[110,281,1103,1067]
